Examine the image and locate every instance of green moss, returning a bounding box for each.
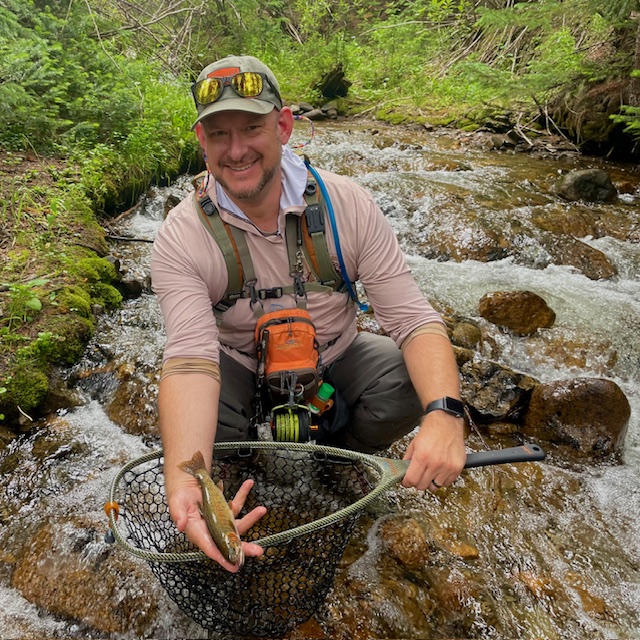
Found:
[90,282,123,310]
[16,318,94,367]
[3,366,49,415]
[76,256,118,283]
[55,286,93,317]
[374,107,409,125]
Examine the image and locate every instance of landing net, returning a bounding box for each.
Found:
[107,442,409,637]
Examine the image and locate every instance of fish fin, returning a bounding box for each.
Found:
[178,450,207,476]
[217,479,224,493]
[228,500,234,510]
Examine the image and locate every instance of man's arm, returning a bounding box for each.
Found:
[401,332,467,491]
[158,372,265,571]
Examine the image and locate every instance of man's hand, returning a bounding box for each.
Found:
[402,412,466,492]
[168,477,267,572]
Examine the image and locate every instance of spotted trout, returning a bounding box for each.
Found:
[178,451,245,567]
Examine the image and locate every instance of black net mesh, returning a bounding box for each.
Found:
[121,447,375,637]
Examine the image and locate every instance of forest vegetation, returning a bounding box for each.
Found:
[1,0,639,427]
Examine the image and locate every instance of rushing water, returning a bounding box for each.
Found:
[0,120,639,639]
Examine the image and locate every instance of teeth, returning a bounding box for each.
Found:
[229,163,253,172]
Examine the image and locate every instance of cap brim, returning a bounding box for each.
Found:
[192,97,276,129]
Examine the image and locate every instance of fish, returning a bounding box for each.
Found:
[178,451,245,567]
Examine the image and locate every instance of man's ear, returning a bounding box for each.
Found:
[277,107,295,145]
[195,122,206,150]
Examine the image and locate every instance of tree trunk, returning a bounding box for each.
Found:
[631,12,640,107]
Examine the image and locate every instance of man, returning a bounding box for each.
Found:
[150,55,466,573]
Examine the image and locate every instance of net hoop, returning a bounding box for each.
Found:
[107,441,409,564]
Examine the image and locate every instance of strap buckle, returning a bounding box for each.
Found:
[304,203,325,234]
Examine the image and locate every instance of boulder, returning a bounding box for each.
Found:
[556,169,618,203]
[460,359,537,421]
[379,517,430,571]
[522,377,630,456]
[451,320,482,349]
[540,234,617,280]
[478,290,556,335]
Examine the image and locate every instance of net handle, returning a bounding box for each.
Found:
[107,442,545,561]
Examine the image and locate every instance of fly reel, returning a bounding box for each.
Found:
[270,403,319,442]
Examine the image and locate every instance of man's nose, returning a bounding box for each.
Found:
[226,131,249,159]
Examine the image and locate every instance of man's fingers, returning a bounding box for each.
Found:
[237,506,268,535]
[230,479,256,516]
[242,541,264,558]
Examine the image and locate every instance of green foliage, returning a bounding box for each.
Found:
[1,0,634,155]
[1,278,50,330]
[611,71,640,140]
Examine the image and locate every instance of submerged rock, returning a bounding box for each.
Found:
[11,519,160,636]
[522,377,630,457]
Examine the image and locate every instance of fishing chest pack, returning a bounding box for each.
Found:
[193,164,350,440]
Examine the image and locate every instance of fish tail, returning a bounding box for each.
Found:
[178,450,207,477]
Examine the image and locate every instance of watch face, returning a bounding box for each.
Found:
[444,397,464,416]
[425,397,464,418]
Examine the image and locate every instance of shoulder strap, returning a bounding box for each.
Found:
[194,192,248,301]
[301,173,346,292]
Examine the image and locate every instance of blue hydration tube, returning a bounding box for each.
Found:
[304,159,369,312]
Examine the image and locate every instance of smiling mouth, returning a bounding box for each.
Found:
[228,162,255,172]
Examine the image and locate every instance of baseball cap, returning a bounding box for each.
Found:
[192,55,283,128]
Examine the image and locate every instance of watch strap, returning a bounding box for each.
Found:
[424,396,465,418]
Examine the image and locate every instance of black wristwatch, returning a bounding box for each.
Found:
[424,396,465,419]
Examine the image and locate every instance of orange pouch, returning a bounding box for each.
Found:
[255,308,320,401]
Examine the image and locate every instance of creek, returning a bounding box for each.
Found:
[0,120,639,639]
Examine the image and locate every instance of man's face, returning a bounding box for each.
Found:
[197,108,293,204]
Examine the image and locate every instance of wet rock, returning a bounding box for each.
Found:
[556,169,618,203]
[379,517,430,571]
[163,193,181,217]
[451,320,482,349]
[565,572,607,616]
[540,234,617,280]
[522,377,630,457]
[520,334,618,375]
[518,570,557,599]
[116,278,145,299]
[485,420,521,436]
[478,290,556,335]
[436,537,480,560]
[460,359,537,421]
[104,364,160,437]
[11,519,159,636]
[305,108,328,121]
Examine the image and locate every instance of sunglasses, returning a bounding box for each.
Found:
[191,71,282,108]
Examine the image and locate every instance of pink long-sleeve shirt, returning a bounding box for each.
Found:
[150,164,446,373]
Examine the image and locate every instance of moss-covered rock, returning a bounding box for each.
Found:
[1,366,49,420]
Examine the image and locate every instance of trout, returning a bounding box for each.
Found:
[178,451,245,567]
